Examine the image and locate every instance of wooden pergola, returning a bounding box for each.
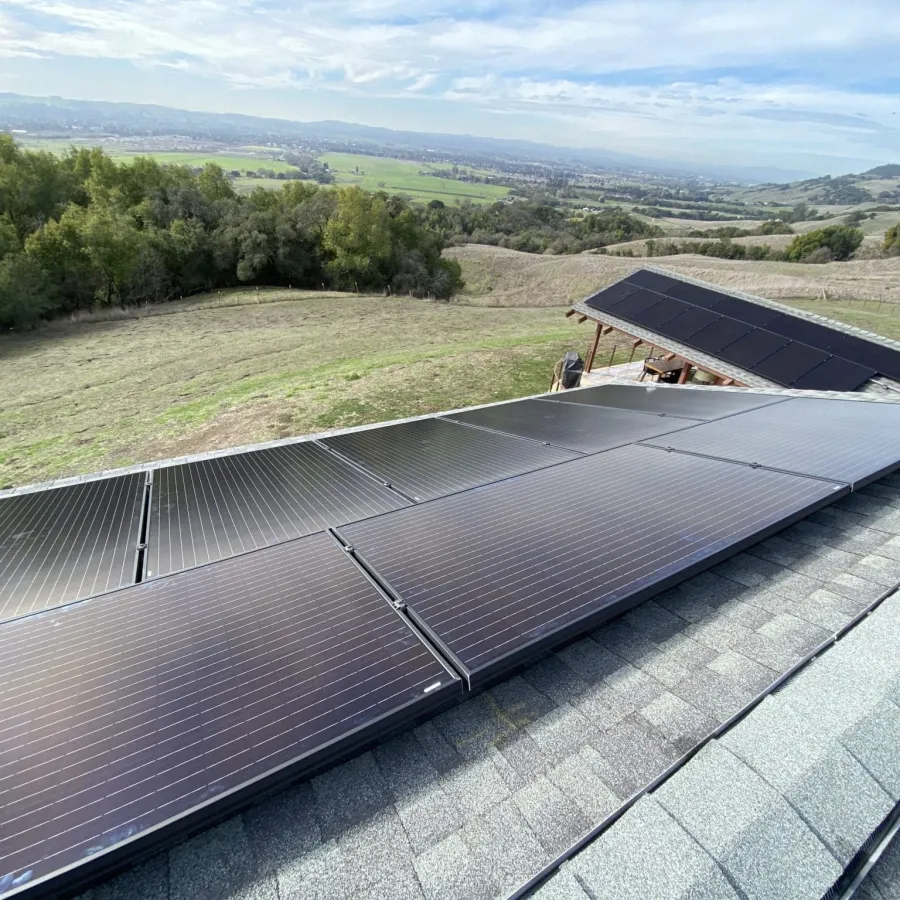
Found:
[565,309,746,387]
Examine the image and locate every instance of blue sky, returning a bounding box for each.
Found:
[0,0,898,175]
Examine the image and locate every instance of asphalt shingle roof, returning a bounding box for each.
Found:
[538,567,900,900]
[67,465,900,900]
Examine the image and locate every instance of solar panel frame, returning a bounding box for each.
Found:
[321,418,580,502]
[443,398,701,454]
[642,397,900,488]
[338,445,846,688]
[688,317,756,355]
[750,342,832,387]
[606,288,666,322]
[631,296,693,330]
[659,307,723,343]
[147,442,409,578]
[585,281,640,312]
[0,531,460,900]
[623,270,680,293]
[550,385,787,421]
[790,356,876,392]
[662,282,728,311]
[0,475,145,624]
[708,295,781,328]
[717,329,791,369]
[761,314,844,351]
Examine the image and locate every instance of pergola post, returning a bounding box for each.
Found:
[628,339,643,365]
[678,361,692,384]
[585,322,603,373]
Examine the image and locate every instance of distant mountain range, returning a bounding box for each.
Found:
[0,92,816,184]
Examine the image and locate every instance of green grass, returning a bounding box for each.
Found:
[319,152,510,205]
[111,152,298,174]
[0,288,603,487]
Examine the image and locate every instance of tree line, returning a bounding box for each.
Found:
[0,136,463,328]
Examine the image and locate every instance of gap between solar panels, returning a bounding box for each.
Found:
[336,444,849,690]
[0,530,462,900]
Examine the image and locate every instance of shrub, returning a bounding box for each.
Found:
[784,226,864,262]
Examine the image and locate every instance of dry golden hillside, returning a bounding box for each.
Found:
[446,244,900,307]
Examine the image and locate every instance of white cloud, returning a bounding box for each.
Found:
[0,0,897,170]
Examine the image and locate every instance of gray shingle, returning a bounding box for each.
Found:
[547,746,622,820]
[170,818,276,900]
[527,704,597,759]
[432,693,515,760]
[568,797,738,900]
[621,600,688,643]
[309,752,391,841]
[589,715,680,798]
[852,553,900,587]
[335,806,415,894]
[521,653,591,706]
[464,799,550,895]
[531,871,591,900]
[513,776,592,856]
[412,833,494,900]
[556,637,624,685]
[670,663,756,722]
[864,827,900,900]
[79,855,169,900]
[244,782,322,874]
[413,720,465,776]
[655,743,841,900]
[842,701,900,800]
[640,691,718,754]
[439,754,511,819]
[395,781,463,856]
[277,842,349,900]
[374,731,441,800]
[722,698,893,864]
[489,675,557,727]
[712,552,783,587]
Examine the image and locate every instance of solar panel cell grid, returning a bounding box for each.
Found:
[762,314,843,351]
[607,288,666,322]
[585,282,640,312]
[642,397,900,487]
[632,297,693,330]
[444,398,699,454]
[0,475,145,624]
[717,329,791,369]
[751,342,831,387]
[661,282,728,311]
[791,356,877,393]
[688,318,755,355]
[623,270,679,292]
[147,442,408,578]
[659,307,722,343]
[339,445,844,686]
[708,295,781,328]
[0,533,458,893]
[551,385,785,420]
[321,418,579,502]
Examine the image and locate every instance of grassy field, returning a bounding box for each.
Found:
[0,288,609,487]
[447,244,900,306]
[5,243,900,488]
[112,152,298,174]
[319,152,510,205]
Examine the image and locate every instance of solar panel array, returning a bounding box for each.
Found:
[585,269,895,390]
[148,442,408,578]
[3,384,900,900]
[339,445,843,686]
[0,475,145,624]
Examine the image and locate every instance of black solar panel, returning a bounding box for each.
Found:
[624,270,679,293]
[585,281,640,312]
[661,307,722,343]
[791,356,876,392]
[762,314,844,351]
[632,297,692,330]
[339,445,844,686]
[0,476,144,624]
[717,329,791,369]
[643,397,900,488]
[663,282,728,311]
[147,442,408,578]
[444,399,698,454]
[751,342,831,387]
[322,418,578,502]
[552,384,786,420]
[709,295,781,328]
[607,288,665,322]
[689,317,755,355]
[0,532,459,897]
